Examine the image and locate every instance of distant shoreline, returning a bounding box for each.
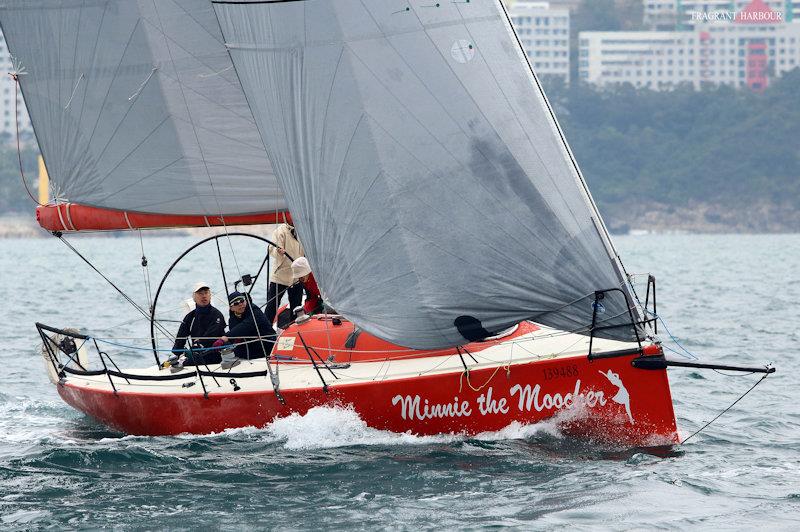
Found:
[1,206,798,239]
[0,215,278,239]
[602,200,800,235]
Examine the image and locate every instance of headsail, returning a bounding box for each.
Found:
[214,0,643,350]
[0,0,286,219]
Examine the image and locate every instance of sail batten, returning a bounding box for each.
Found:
[213,0,642,349]
[0,0,287,218]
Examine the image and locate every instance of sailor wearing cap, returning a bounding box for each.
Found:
[168,282,226,370]
[211,291,276,362]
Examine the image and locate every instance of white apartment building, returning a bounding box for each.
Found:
[0,31,32,142]
[581,1,800,90]
[507,1,571,83]
[645,0,800,28]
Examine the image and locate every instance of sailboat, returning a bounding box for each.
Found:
[4,0,771,445]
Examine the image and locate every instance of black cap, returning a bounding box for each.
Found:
[228,291,246,304]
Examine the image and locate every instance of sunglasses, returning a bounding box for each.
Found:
[229,298,246,306]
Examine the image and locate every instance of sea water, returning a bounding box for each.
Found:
[0,234,798,529]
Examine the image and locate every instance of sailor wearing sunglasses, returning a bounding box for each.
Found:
[212,291,276,368]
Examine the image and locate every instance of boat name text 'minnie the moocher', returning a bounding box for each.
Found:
[390,377,625,422]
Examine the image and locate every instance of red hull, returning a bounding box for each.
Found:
[57,351,679,447]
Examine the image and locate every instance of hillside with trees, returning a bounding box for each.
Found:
[0,70,798,233]
[545,69,800,232]
[0,145,38,213]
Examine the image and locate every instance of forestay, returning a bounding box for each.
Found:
[0,0,286,216]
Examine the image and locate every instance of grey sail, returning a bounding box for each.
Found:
[222,0,642,349]
[0,0,286,216]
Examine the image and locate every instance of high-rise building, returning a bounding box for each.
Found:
[644,0,800,29]
[507,1,572,83]
[0,31,32,143]
[582,0,800,90]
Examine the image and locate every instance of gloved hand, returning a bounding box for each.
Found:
[162,353,181,368]
[212,339,225,348]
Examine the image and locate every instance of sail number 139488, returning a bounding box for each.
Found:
[543,365,579,380]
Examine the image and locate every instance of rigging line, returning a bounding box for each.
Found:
[9,72,44,207]
[97,335,275,354]
[712,368,757,377]
[215,237,230,295]
[663,345,699,362]
[645,310,699,360]
[247,251,270,300]
[680,371,772,445]
[322,309,335,368]
[459,363,505,394]
[184,316,220,388]
[55,234,175,340]
[138,230,153,311]
[413,354,459,377]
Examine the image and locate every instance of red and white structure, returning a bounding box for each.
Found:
[581,0,800,91]
[43,317,680,446]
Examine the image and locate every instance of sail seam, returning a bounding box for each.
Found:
[92,158,184,204]
[168,1,227,47]
[90,115,174,192]
[73,1,110,184]
[84,18,142,151]
[151,0,223,220]
[139,16,252,105]
[458,14,580,240]
[375,28,564,261]
[343,42,559,273]
[91,101,171,189]
[495,0,642,327]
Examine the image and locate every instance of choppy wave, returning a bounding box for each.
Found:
[2,235,799,529]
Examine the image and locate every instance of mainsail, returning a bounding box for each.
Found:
[0,0,286,218]
[213,0,643,349]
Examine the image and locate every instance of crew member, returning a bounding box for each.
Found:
[267,220,305,325]
[170,282,226,368]
[291,257,323,316]
[214,291,276,361]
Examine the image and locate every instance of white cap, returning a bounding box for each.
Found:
[192,281,210,293]
[291,257,312,279]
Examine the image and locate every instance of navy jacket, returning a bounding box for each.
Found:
[172,305,226,364]
[228,303,275,359]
